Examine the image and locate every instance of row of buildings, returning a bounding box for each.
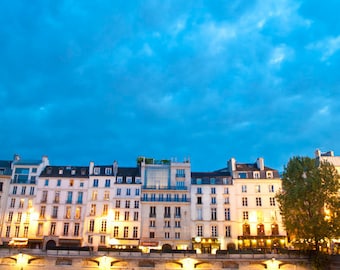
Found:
[0,151,332,254]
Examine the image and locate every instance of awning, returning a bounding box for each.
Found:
[9,238,28,246]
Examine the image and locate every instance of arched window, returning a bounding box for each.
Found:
[271,223,279,235]
[257,224,265,236]
[242,224,250,236]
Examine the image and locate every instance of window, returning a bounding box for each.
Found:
[113,226,119,237]
[88,235,93,244]
[164,206,171,218]
[63,223,69,236]
[133,227,138,238]
[256,197,262,206]
[52,206,58,218]
[255,185,261,193]
[29,187,34,195]
[197,208,202,220]
[210,178,216,184]
[126,188,131,196]
[211,225,217,237]
[69,179,74,187]
[270,197,276,206]
[89,220,94,232]
[197,187,202,194]
[211,187,216,194]
[134,201,139,208]
[124,211,129,221]
[19,199,24,208]
[50,222,57,235]
[211,197,216,204]
[253,172,260,179]
[149,232,155,238]
[174,194,179,201]
[5,226,10,237]
[197,225,203,237]
[175,221,181,228]
[12,186,17,194]
[135,189,140,196]
[94,167,100,175]
[211,208,217,220]
[10,198,16,208]
[150,206,156,217]
[77,192,83,204]
[151,193,156,201]
[239,172,247,178]
[75,206,81,219]
[117,177,122,183]
[93,179,99,187]
[225,226,231,237]
[243,211,249,220]
[54,191,60,203]
[267,171,273,178]
[225,208,230,221]
[8,212,13,222]
[257,224,265,236]
[57,179,61,186]
[66,191,73,204]
[242,185,247,193]
[176,169,185,177]
[44,179,49,186]
[133,211,139,221]
[104,191,110,200]
[71,169,76,175]
[135,177,141,184]
[42,190,48,203]
[165,232,170,238]
[224,197,230,204]
[124,227,128,238]
[101,220,107,232]
[37,223,43,236]
[115,200,121,208]
[114,211,119,221]
[116,188,121,196]
[242,197,248,206]
[32,168,37,173]
[196,178,202,184]
[74,223,80,236]
[269,185,275,193]
[125,200,130,208]
[65,206,71,219]
[100,235,106,245]
[103,204,108,215]
[16,212,22,222]
[21,186,26,195]
[126,177,132,183]
[197,197,202,204]
[90,204,96,216]
[105,179,110,187]
[105,168,112,175]
[40,206,46,218]
[224,187,229,194]
[175,232,180,239]
[243,224,250,235]
[271,224,279,235]
[149,220,155,227]
[175,207,181,218]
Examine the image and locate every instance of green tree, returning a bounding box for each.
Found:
[276,156,340,269]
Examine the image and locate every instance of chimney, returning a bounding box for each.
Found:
[42,155,49,166]
[89,161,94,175]
[228,158,236,173]
[256,157,264,171]
[13,154,20,161]
[113,161,118,177]
[315,149,321,158]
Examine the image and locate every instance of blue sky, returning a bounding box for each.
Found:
[1,0,339,171]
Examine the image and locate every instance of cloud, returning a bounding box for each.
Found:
[307,35,340,61]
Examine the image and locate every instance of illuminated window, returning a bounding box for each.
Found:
[197,225,203,236]
[69,179,74,187]
[75,207,81,219]
[255,185,261,193]
[225,226,231,237]
[101,220,107,232]
[91,191,97,201]
[89,220,94,232]
[103,204,108,215]
[40,206,46,218]
[23,226,28,237]
[90,204,96,216]
[133,227,138,238]
[17,212,22,222]
[104,191,110,200]
[243,224,250,235]
[257,224,265,236]
[15,226,20,237]
[50,222,56,235]
[211,225,217,237]
[19,199,24,208]
[54,191,60,203]
[65,206,71,219]
[37,223,43,236]
[8,212,13,221]
[271,223,279,235]
[114,211,119,221]
[100,235,106,244]
[113,226,119,237]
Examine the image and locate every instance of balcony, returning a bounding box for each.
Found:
[142,198,191,203]
[142,185,188,191]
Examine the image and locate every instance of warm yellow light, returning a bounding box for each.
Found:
[17,253,27,270]
[99,256,111,270]
[265,258,281,270]
[181,258,196,270]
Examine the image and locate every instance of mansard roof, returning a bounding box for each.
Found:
[0,160,12,175]
[40,165,89,178]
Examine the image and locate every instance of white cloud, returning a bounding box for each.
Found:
[307,35,340,61]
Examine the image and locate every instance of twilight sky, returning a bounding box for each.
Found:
[1,0,339,171]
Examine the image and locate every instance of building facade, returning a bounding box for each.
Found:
[0,154,287,253]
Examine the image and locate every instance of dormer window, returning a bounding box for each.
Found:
[266,171,273,178]
[71,170,76,175]
[253,172,260,179]
[47,167,52,174]
[135,177,141,184]
[58,168,63,175]
[94,167,100,175]
[126,177,132,184]
[105,168,112,175]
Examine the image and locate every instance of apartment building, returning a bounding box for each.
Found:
[226,157,285,250]
[139,158,191,252]
[84,161,141,249]
[37,165,89,249]
[0,160,12,244]
[1,155,49,247]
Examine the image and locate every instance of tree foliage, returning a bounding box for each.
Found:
[276,156,340,251]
